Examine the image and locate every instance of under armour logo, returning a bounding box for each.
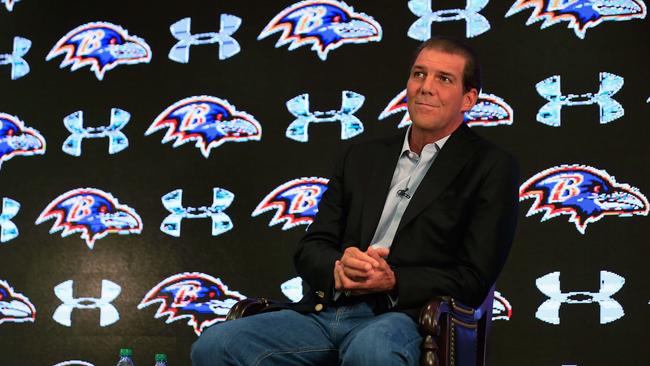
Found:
[52,361,96,366]
[408,0,491,40]
[161,188,234,237]
[169,14,241,63]
[536,271,625,325]
[62,108,130,156]
[53,279,121,327]
[536,72,624,127]
[1,0,19,12]
[0,36,30,80]
[281,277,304,303]
[0,197,20,243]
[286,91,365,142]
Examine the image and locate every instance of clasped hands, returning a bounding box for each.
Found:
[333,246,396,296]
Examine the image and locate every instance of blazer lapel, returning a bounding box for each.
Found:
[359,134,404,248]
[395,124,480,235]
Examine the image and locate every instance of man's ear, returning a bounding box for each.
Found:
[461,88,479,112]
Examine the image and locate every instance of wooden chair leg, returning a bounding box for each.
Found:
[420,334,439,366]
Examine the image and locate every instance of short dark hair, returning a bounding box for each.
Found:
[410,36,482,93]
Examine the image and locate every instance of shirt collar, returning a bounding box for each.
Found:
[401,126,452,156]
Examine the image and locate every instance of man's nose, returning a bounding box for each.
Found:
[419,76,436,95]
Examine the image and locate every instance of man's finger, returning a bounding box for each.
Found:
[365,248,384,262]
[342,265,373,280]
[340,255,374,271]
[334,261,342,290]
[366,248,390,269]
[338,264,367,291]
[369,246,390,258]
[337,264,354,289]
[344,247,380,267]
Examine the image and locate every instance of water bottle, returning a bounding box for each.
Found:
[154,354,167,366]
[116,348,135,366]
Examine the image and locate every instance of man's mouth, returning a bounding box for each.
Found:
[414,101,440,108]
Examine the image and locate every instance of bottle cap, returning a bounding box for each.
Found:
[155,354,167,362]
[119,348,133,357]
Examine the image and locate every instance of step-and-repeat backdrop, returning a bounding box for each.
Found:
[1,1,648,365]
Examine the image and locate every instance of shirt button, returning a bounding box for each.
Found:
[315,304,324,312]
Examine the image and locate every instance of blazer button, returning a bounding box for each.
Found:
[314,304,324,312]
[316,291,325,298]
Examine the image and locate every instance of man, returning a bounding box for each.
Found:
[192,36,518,366]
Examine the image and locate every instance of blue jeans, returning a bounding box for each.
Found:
[191,302,422,366]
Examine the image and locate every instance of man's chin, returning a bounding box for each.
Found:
[410,118,443,130]
[410,119,463,137]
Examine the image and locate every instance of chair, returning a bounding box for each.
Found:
[226,288,494,366]
[418,287,494,366]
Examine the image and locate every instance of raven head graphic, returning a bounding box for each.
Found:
[146,95,262,158]
[0,279,36,325]
[492,291,513,321]
[0,113,45,171]
[252,177,329,230]
[506,0,647,39]
[378,90,513,128]
[464,93,514,127]
[378,89,410,128]
[46,21,152,80]
[138,273,246,336]
[36,188,142,249]
[259,0,382,60]
[520,165,649,233]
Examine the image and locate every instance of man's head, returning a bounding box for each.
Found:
[406,37,480,141]
[410,36,481,93]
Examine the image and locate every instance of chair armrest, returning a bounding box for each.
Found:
[225,298,276,321]
[419,296,451,366]
[418,296,485,366]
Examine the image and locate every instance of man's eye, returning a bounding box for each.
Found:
[439,76,451,83]
[413,71,424,78]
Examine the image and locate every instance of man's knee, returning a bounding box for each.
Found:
[192,310,321,366]
[190,334,211,366]
[341,313,421,366]
[191,322,235,366]
[342,337,420,366]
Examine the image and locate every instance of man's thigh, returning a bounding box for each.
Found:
[191,309,338,366]
[339,311,422,366]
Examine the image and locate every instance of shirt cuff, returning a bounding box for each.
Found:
[333,290,342,301]
[387,285,399,308]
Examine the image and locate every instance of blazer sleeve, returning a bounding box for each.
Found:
[293,146,351,298]
[393,150,519,309]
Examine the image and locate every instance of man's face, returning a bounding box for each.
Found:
[406,48,477,137]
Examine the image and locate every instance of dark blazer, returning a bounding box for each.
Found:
[293,123,519,320]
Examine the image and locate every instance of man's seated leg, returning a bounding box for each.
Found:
[338,311,422,366]
[191,309,338,366]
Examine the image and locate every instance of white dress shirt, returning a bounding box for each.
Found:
[370,128,450,249]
